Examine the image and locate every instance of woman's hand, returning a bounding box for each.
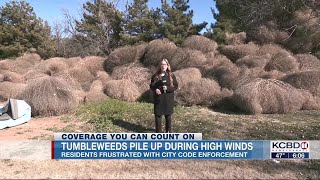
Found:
[156,89,162,95]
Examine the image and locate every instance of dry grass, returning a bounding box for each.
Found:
[0,160,303,179]
[206,66,265,91]
[85,80,109,104]
[0,70,24,83]
[236,55,270,68]
[111,63,151,93]
[225,32,247,45]
[265,51,299,73]
[281,71,320,96]
[173,68,202,88]
[257,44,291,56]
[0,74,3,82]
[74,90,86,105]
[34,58,68,76]
[135,43,147,61]
[261,70,286,80]
[18,76,78,116]
[219,42,260,62]
[4,59,34,75]
[55,73,83,91]
[64,57,83,67]
[204,62,240,89]
[170,48,207,71]
[15,53,42,65]
[46,60,69,76]
[253,24,289,44]
[64,57,96,71]
[96,71,112,84]
[182,35,218,53]
[0,60,10,71]
[204,53,234,69]
[104,46,138,73]
[0,82,26,102]
[176,78,222,106]
[293,9,311,25]
[142,38,177,67]
[233,67,266,88]
[68,67,96,92]
[88,80,104,92]
[233,79,305,114]
[104,79,141,102]
[284,36,314,54]
[293,8,319,27]
[295,54,320,71]
[81,56,105,76]
[85,90,109,104]
[23,70,49,83]
[299,89,320,110]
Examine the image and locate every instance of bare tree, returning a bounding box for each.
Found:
[62,9,78,36]
[51,20,65,56]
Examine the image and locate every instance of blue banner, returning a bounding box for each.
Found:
[53,140,266,160]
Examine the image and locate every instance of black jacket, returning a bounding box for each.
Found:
[150,72,178,115]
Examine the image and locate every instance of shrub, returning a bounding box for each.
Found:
[0,82,26,101]
[64,57,83,67]
[81,56,105,76]
[0,74,3,82]
[281,71,320,96]
[111,63,151,93]
[219,42,259,62]
[104,79,141,102]
[173,68,202,89]
[265,52,299,73]
[142,38,177,67]
[261,70,286,80]
[252,24,289,44]
[85,80,109,103]
[0,60,10,71]
[225,32,246,45]
[15,53,42,65]
[68,67,96,91]
[232,79,304,114]
[18,76,78,116]
[236,55,270,68]
[34,58,68,76]
[176,78,222,106]
[257,44,291,56]
[299,89,320,110]
[104,46,138,73]
[170,48,207,71]
[4,59,34,74]
[96,71,112,84]
[23,70,49,82]
[0,70,24,83]
[295,54,320,71]
[182,35,218,54]
[204,62,239,89]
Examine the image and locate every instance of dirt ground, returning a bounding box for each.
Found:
[0,116,304,179]
[0,116,70,140]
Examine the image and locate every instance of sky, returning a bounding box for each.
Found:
[0,0,217,30]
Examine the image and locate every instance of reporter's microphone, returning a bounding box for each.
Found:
[162,79,167,93]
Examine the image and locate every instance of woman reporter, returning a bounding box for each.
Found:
[150,59,178,133]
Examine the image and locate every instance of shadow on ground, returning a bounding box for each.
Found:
[111,118,154,133]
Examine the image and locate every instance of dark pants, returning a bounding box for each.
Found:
[155,114,172,133]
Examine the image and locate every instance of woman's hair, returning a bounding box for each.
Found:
[153,59,174,86]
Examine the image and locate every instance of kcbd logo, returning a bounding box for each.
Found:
[272,141,309,150]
